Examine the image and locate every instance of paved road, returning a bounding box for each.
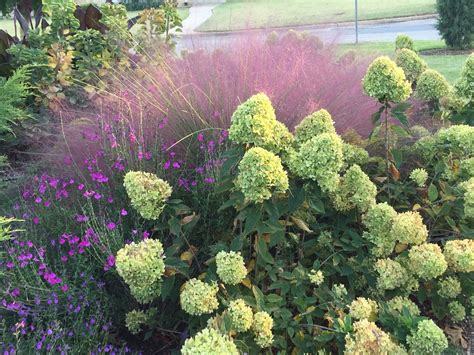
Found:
[176,18,439,52]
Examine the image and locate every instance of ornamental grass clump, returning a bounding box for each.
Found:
[390,211,428,246]
[252,311,274,348]
[409,168,429,187]
[181,328,238,355]
[443,239,474,272]
[437,276,462,298]
[294,109,336,146]
[123,171,172,220]
[362,203,397,257]
[408,243,447,280]
[406,319,448,355]
[180,279,219,316]
[348,297,378,321]
[416,69,451,101]
[236,147,289,203]
[116,239,166,304]
[215,251,247,285]
[227,299,253,332]
[396,48,427,83]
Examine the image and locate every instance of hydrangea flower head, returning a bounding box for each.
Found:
[252,311,274,348]
[116,239,165,303]
[408,243,447,280]
[385,296,420,320]
[390,211,428,245]
[227,299,253,332]
[349,297,378,321]
[216,250,247,285]
[236,147,289,203]
[125,310,148,335]
[181,328,238,355]
[309,269,324,285]
[362,202,397,257]
[444,239,474,273]
[342,143,370,170]
[409,168,429,187]
[416,69,451,101]
[437,276,462,299]
[406,319,448,355]
[375,258,407,290]
[396,48,427,83]
[362,56,412,103]
[294,109,336,145]
[123,171,172,220]
[448,301,466,321]
[180,279,219,316]
[461,178,474,219]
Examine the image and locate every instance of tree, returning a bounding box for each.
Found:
[436,0,474,48]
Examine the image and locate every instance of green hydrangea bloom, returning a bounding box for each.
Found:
[410,168,429,187]
[411,125,431,139]
[407,319,448,355]
[228,93,292,153]
[390,211,428,246]
[294,109,336,145]
[455,53,474,101]
[344,319,407,355]
[116,239,165,304]
[332,164,377,212]
[181,328,238,355]
[438,276,462,299]
[289,132,343,192]
[362,56,412,103]
[125,310,148,335]
[215,251,247,285]
[180,279,219,316]
[385,296,420,319]
[395,34,415,51]
[236,147,289,203]
[349,297,378,321]
[332,283,348,300]
[375,258,407,290]
[227,299,253,332]
[435,125,474,156]
[362,203,397,257]
[123,171,172,220]
[460,157,474,179]
[309,269,324,286]
[461,178,474,219]
[448,301,466,321]
[444,239,474,273]
[408,243,447,280]
[396,48,427,83]
[342,143,370,170]
[252,311,274,348]
[416,69,451,101]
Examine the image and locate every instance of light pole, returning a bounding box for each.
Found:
[355,0,359,44]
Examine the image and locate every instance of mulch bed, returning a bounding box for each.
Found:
[420,48,473,56]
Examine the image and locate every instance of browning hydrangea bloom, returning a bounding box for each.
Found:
[125,310,148,335]
[332,164,377,212]
[408,243,447,280]
[215,251,247,285]
[448,301,466,321]
[344,319,407,355]
[409,168,429,187]
[349,297,378,321]
[437,276,462,299]
[444,239,474,273]
[375,258,407,290]
[227,299,253,332]
[289,132,343,192]
[362,203,397,257]
[180,279,219,316]
[396,48,427,83]
[252,311,274,348]
[123,171,172,220]
[390,211,428,246]
[385,296,420,319]
[416,69,451,101]
[309,269,324,285]
[406,319,448,355]
[362,56,412,103]
[236,147,289,203]
[294,109,336,145]
[461,178,474,219]
[116,239,165,304]
[181,328,238,355]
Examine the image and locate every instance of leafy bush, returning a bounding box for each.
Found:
[436,0,474,48]
[395,33,415,51]
[416,69,451,102]
[396,48,428,84]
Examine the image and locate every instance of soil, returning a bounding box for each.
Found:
[419,48,473,56]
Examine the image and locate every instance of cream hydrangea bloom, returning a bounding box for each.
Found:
[125,310,148,335]
[407,319,448,355]
[409,168,429,187]
[461,178,474,219]
[437,276,462,299]
[375,258,407,290]
[180,279,219,316]
[362,203,397,257]
[181,328,238,355]
[116,239,165,304]
[227,299,253,332]
[448,301,466,321]
[252,311,274,348]
[396,48,427,83]
[309,269,324,285]
[215,251,247,285]
[408,243,447,280]
[123,171,172,220]
[444,239,474,273]
[294,109,336,145]
[236,147,289,203]
[390,211,428,245]
[349,297,378,321]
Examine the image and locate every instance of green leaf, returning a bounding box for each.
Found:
[309,198,325,214]
[288,185,305,213]
[256,237,274,264]
[252,285,265,311]
[390,148,403,168]
[390,110,410,127]
[160,276,175,300]
[243,206,262,236]
[428,184,439,202]
[371,106,385,125]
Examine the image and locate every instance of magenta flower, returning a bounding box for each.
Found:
[106,222,116,231]
[120,209,128,216]
[197,132,204,142]
[32,216,40,225]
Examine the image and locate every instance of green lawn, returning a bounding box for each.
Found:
[198,0,437,32]
[341,40,468,83]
